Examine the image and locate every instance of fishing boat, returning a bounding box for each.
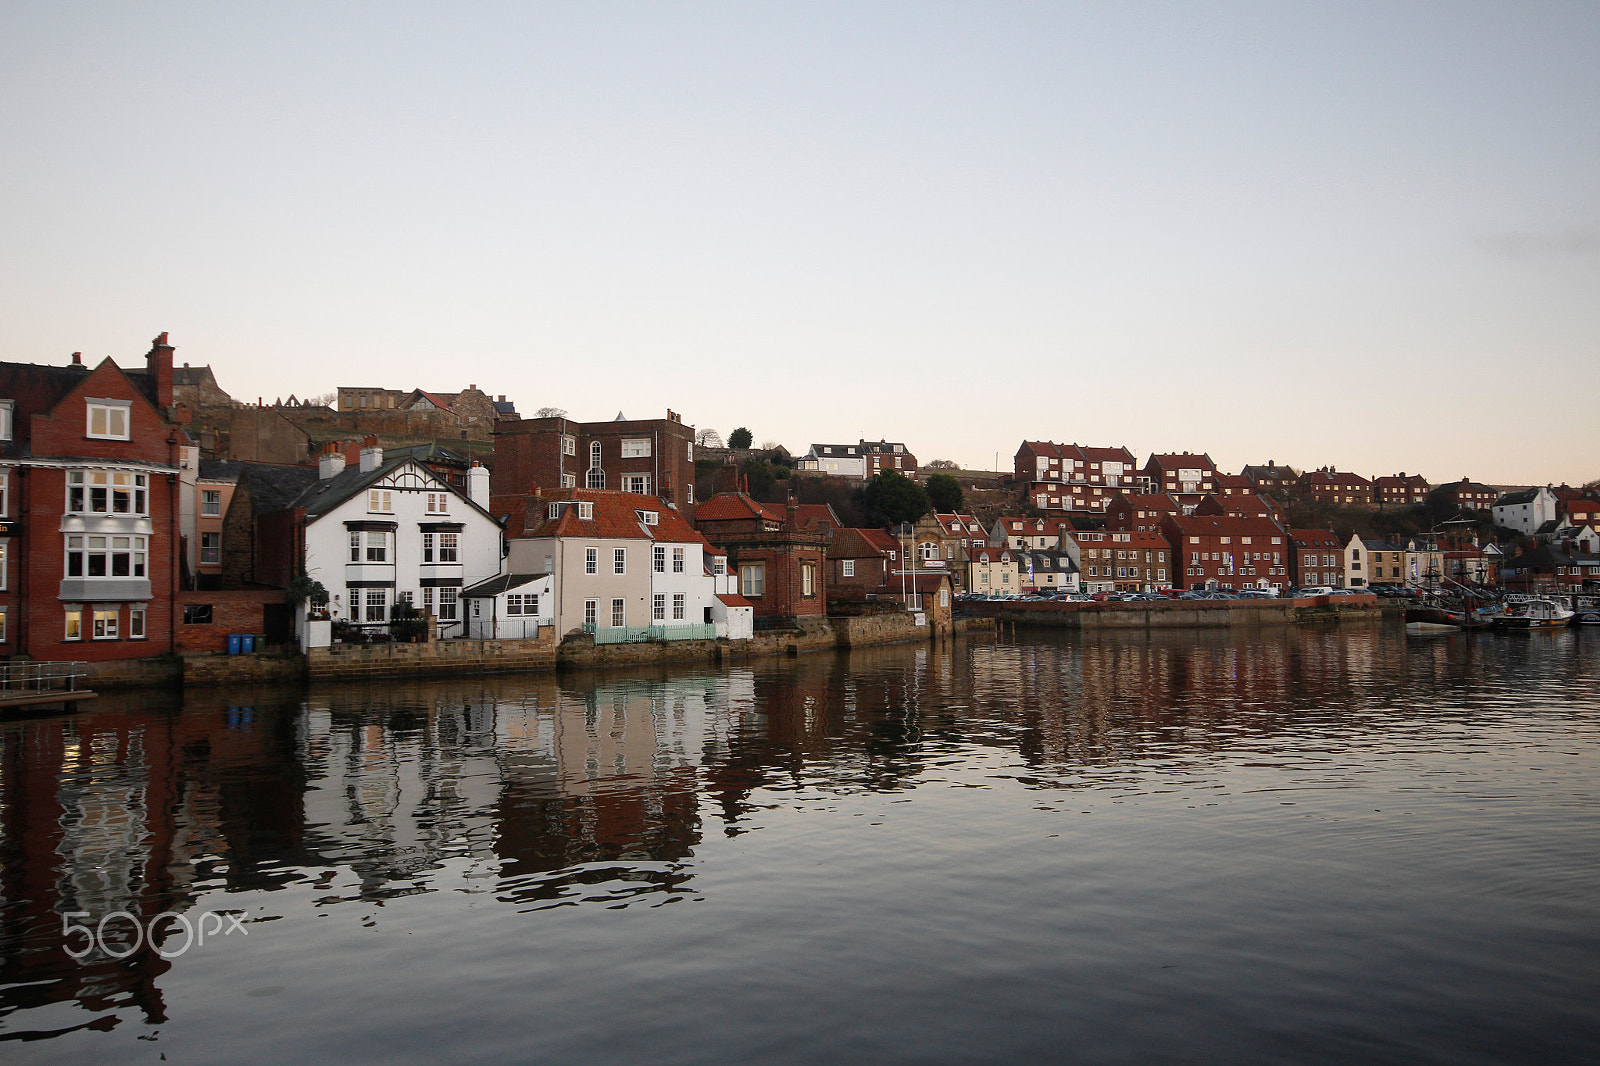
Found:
[1489,598,1575,629]
[1405,597,1494,630]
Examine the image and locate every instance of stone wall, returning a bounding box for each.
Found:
[965,595,1381,629]
[309,636,557,680]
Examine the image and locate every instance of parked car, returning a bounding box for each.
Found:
[1296,586,1336,597]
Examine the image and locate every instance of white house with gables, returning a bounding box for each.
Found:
[291,440,502,640]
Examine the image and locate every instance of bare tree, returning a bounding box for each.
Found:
[696,428,724,448]
[760,440,783,452]
[925,458,959,469]
[535,406,568,419]
[303,391,337,408]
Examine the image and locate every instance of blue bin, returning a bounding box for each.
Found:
[227,633,242,655]
[240,633,255,654]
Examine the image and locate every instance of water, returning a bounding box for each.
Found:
[2,623,1597,1064]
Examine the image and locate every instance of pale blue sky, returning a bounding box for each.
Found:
[3,2,1596,485]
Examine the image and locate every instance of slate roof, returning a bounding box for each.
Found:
[239,463,321,515]
[1493,487,1544,507]
[461,573,545,597]
[198,459,243,482]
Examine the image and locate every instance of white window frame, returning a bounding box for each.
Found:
[611,598,626,627]
[365,588,388,623]
[67,470,148,516]
[368,489,393,513]
[653,594,666,621]
[584,599,598,627]
[201,488,222,516]
[841,559,855,578]
[65,534,148,578]
[436,587,459,621]
[621,438,651,458]
[740,563,765,598]
[673,547,684,573]
[672,593,685,620]
[613,548,626,575]
[426,492,450,515]
[86,399,131,441]
[585,547,598,574]
[0,400,11,442]
[654,545,666,573]
[199,532,221,565]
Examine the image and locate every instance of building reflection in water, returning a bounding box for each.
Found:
[1,623,1568,1039]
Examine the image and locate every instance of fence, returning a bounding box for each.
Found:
[582,622,717,645]
[0,661,91,704]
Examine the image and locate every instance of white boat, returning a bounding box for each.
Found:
[1489,598,1575,629]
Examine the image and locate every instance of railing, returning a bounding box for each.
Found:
[0,661,89,694]
[582,622,717,645]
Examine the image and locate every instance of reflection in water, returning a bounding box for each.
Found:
[2,624,1597,1061]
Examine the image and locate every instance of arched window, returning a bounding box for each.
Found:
[589,441,602,469]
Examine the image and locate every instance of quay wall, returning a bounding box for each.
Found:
[967,595,1381,629]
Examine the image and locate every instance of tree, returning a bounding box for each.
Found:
[728,427,753,450]
[535,406,568,419]
[925,473,964,513]
[696,428,724,448]
[925,458,958,470]
[858,470,929,526]
[741,458,778,499]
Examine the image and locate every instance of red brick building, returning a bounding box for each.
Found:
[492,409,697,510]
[826,527,900,602]
[1160,514,1290,591]
[1437,478,1500,512]
[1104,493,1182,533]
[1373,472,1430,506]
[1299,467,1373,505]
[0,337,182,661]
[1143,453,1219,496]
[693,470,828,625]
[1013,441,1139,512]
[1287,529,1344,588]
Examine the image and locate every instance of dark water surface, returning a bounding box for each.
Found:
[2,623,1598,1064]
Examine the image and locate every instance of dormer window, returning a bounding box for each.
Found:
[637,510,658,525]
[549,503,562,519]
[86,399,131,441]
[578,501,593,520]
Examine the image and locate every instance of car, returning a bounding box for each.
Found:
[1296,586,1335,597]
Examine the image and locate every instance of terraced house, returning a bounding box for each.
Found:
[0,337,182,661]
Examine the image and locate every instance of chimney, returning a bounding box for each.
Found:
[70,351,84,368]
[716,457,741,494]
[146,332,174,409]
[359,434,383,473]
[785,494,799,531]
[467,462,490,508]
[318,441,347,480]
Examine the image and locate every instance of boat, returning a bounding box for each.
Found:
[1405,598,1494,630]
[1489,598,1575,629]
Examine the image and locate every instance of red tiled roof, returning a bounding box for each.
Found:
[717,593,754,608]
[694,492,782,523]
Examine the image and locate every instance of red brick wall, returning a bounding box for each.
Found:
[174,590,286,653]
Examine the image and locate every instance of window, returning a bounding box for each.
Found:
[802,564,815,597]
[589,441,603,468]
[624,475,651,495]
[940,588,949,607]
[200,532,221,564]
[585,599,598,627]
[423,532,458,563]
[673,547,684,573]
[578,502,593,520]
[0,400,11,441]
[561,474,577,488]
[712,558,725,576]
[587,469,606,489]
[86,400,131,440]
[842,559,855,578]
[740,563,765,598]
[507,593,540,616]
[562,435,576,456]
[65,605,83,640]
[653,594,666,621]
[183,603,213,624]
[67,471,148,515]
[426,492,450,514]
[201,489,222,516]
[637,509,658,525]
[621,438,651,458]
[93,606,119,639]
[0,606,6,642]
[611,598,626,627]
[368,490,393,513]
[654,545,666,572]
[585,547,598,574]
[672,593,685,620]
[613,548,626,574]
[436,588,458,620]
[66,535,147,577]
[365,589,388,622]
[0,542,6,589]
[349,531,388,563]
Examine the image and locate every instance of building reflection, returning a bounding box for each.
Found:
[2,623,1566,1038]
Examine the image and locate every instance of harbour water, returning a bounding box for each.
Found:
[2,623,1597,1063]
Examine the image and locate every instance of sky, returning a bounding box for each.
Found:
[3,1,1597,487]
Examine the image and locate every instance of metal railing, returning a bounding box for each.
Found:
[0,660,90,693]
[582,622,717,645]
